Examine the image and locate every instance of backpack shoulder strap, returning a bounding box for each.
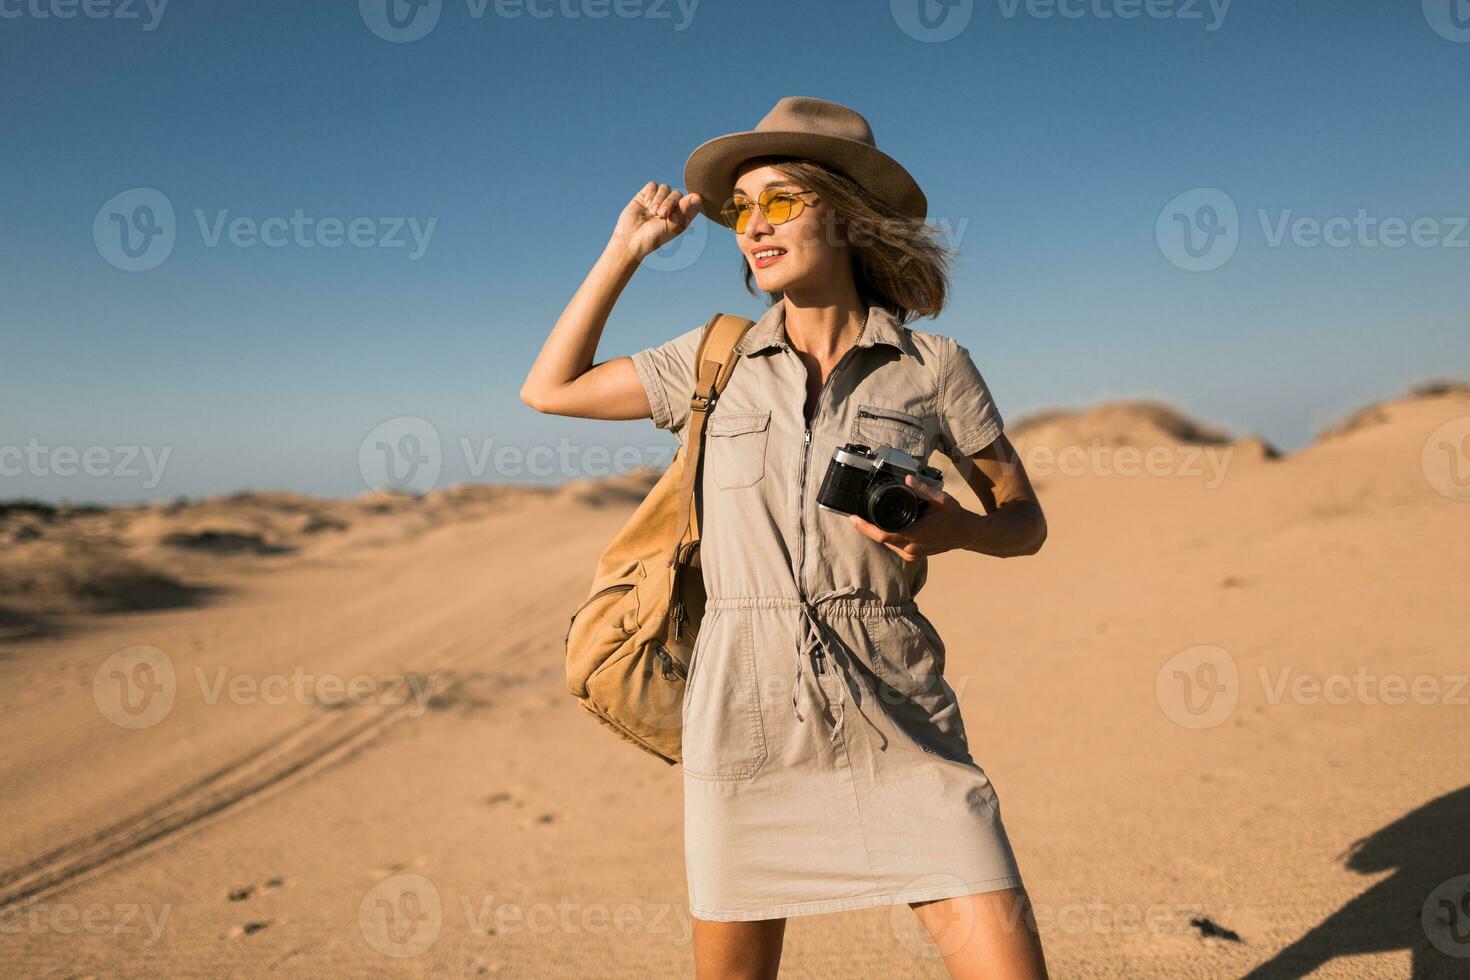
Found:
[674,312,754,553]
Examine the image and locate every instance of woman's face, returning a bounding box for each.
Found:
[728,163,843,295]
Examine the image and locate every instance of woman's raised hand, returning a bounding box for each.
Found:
[610,181,703,262]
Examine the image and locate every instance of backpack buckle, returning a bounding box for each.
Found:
[690,391,716,413]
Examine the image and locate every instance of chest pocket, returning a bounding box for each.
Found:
[850,404,930,460]
[706,409,770,489]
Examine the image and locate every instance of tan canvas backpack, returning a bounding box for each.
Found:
[564,312,756,765]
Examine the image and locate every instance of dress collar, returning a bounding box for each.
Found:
[733,302,911,358]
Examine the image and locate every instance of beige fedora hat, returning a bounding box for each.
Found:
[683,96,928,226]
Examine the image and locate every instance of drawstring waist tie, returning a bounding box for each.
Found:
[706,590,918,744]
[794,586,862,742]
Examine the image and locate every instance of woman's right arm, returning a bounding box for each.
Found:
[519,182,703,420]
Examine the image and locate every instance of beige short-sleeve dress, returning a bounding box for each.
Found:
[630,300,1025,922]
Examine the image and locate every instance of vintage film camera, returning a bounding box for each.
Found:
[816,442,944,532]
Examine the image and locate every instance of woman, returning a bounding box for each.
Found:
[521,97,1050,980]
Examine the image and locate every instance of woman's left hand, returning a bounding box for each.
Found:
[847,474,973,561]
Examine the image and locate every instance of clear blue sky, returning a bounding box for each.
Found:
[3,0,1467,504]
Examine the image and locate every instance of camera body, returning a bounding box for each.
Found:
[816,442,944,531]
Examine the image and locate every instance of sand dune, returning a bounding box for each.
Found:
[1,385,1467,977]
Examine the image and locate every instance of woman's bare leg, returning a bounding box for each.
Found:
[910,887,1049,980]
[692,915,787,980]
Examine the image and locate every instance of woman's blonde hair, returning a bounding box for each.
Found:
[734,155,953,325]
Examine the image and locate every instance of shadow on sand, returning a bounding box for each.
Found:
[1243,785,1470,978]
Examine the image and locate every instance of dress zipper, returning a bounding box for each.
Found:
[799,425,821,673]
[793,341,864,676]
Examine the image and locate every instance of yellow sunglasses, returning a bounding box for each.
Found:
[719,186,820,234]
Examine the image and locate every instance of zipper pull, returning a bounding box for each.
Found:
[805,428,811,445]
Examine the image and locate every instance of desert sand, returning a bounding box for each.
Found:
[2,381,1467,978]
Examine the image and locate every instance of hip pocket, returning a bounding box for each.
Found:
[873,613,948,698]
[682,609,768,780]
[865,613,971,760]
[706,409,770,490]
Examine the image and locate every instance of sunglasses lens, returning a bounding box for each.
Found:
[722,201,751,232]
[763,193,798,225]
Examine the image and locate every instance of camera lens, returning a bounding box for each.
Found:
[866,483,919,531]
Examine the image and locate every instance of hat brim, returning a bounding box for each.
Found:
[683,131,927,226]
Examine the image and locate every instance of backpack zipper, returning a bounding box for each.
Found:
[565,582,635,647]
[653,643,688,680]
[565,582,691,681]
[669,539,699,642]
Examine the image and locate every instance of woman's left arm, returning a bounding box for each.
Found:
[847,432,1046,560]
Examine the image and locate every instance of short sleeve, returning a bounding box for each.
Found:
[629,323,705,437]
[937,338,1005,461]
